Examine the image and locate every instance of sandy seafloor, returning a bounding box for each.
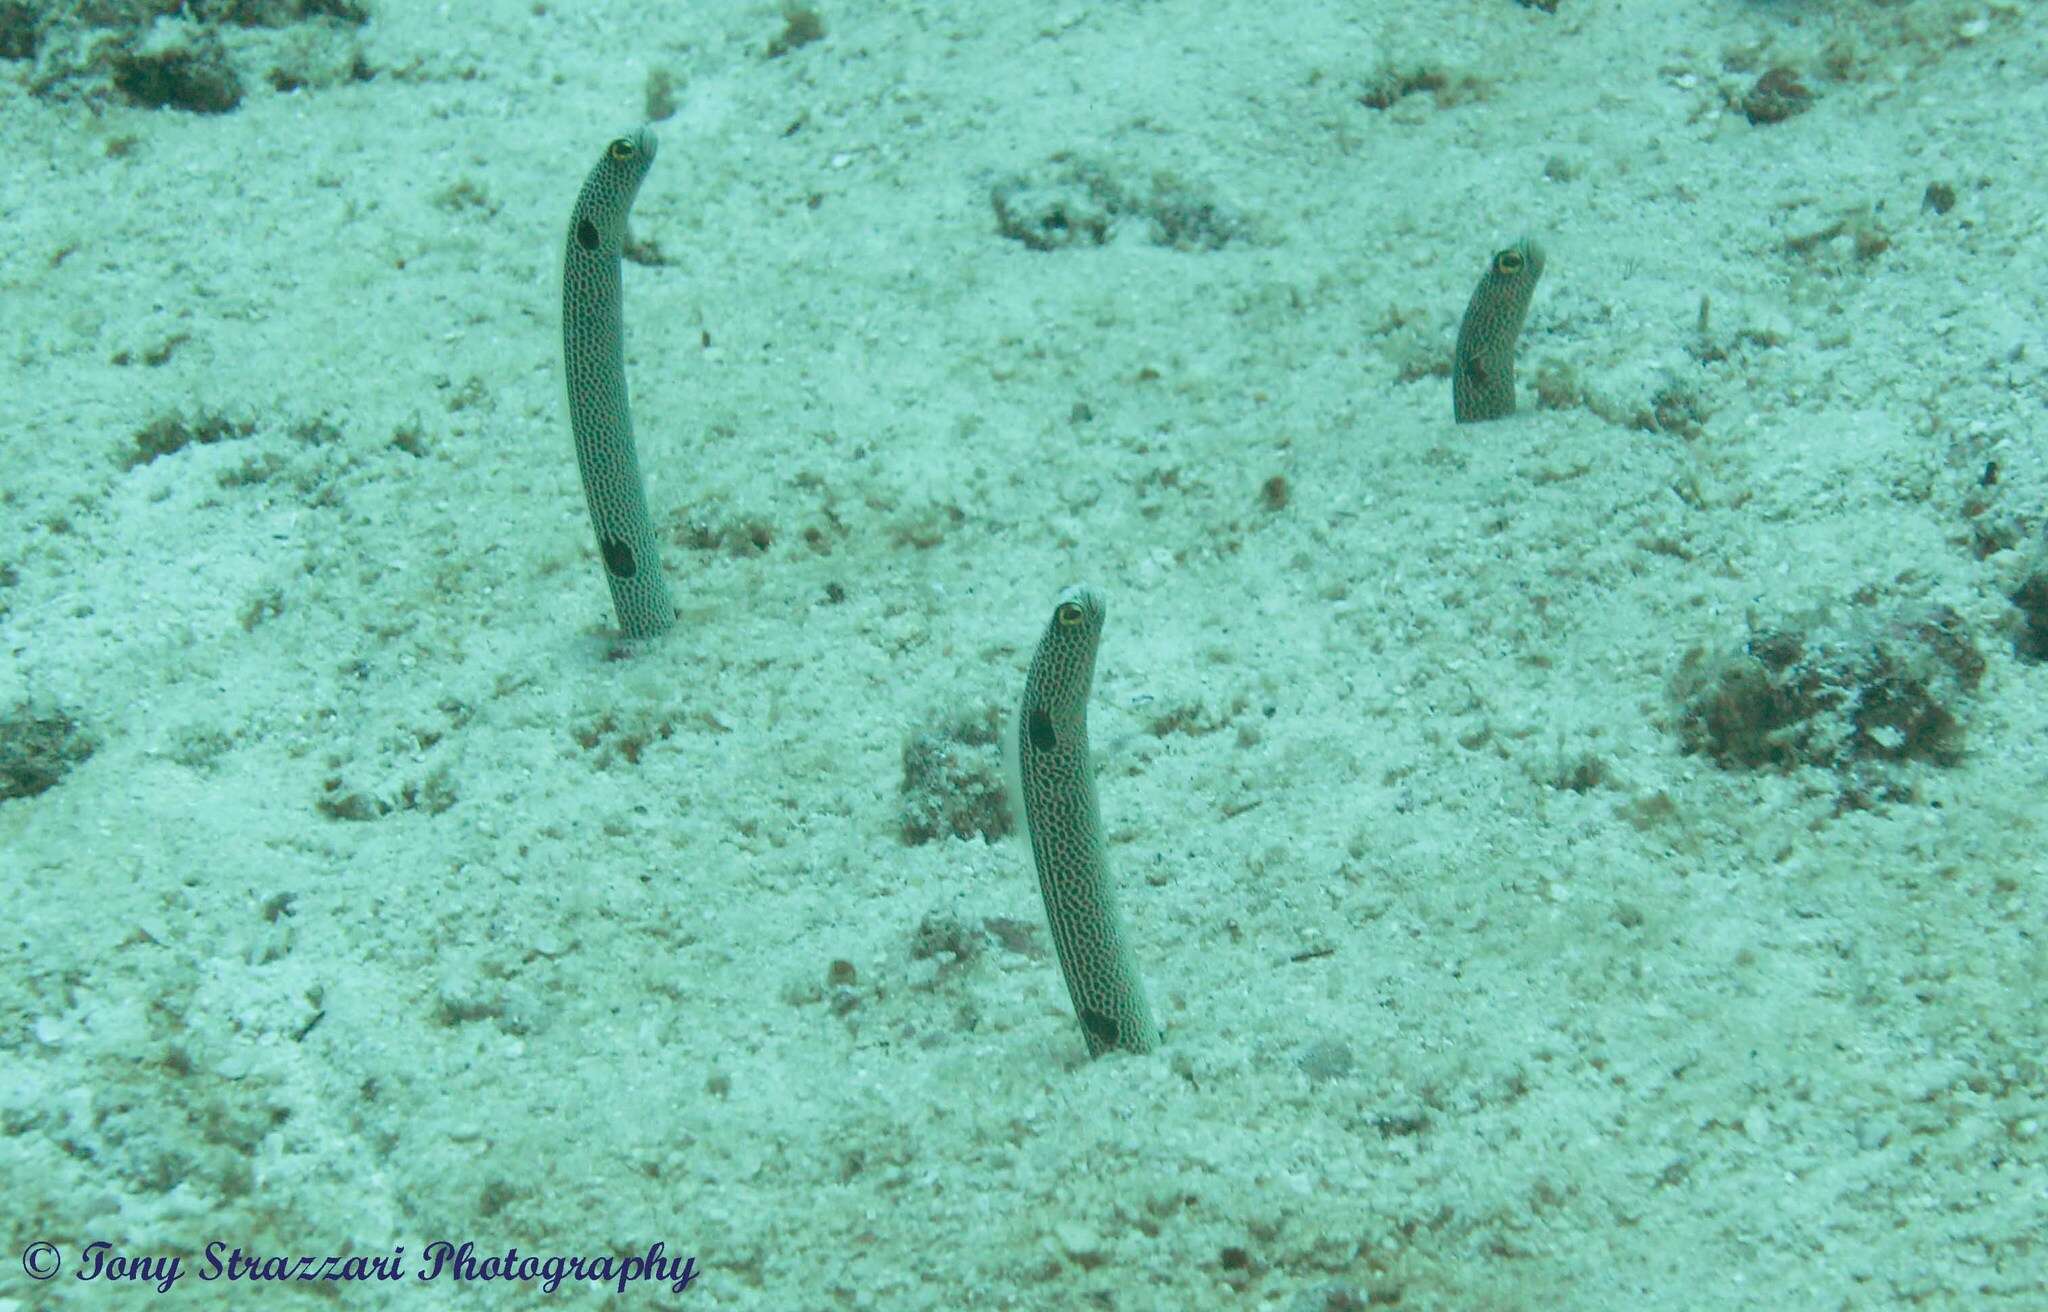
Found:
[2,0,2045,1308]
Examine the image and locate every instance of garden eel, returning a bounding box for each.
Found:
[1452,236,1545,424]
[1015,585,1161,1058]
[562,125,675,638]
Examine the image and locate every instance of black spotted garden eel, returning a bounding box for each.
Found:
[562,126,676,638]
[1015,585,1161,1058]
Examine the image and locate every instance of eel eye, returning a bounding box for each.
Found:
[1495,248,1524,275]
[607,138,636,162]
[1055,602,1085,627]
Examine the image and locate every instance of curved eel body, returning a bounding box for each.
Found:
[563,125,675,638]
[1016,585,1161,1058]
[1452,236,1545,424]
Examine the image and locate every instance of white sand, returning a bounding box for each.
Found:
[2,1,2043,1308]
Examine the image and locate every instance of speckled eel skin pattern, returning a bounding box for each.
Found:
[1452,236,1545,424]
[1016,585,1161,1058]
[562,126,675,638]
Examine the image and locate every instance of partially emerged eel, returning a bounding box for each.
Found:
[562,125,675,638]
[1452,237,1545,424]
[1014,585,1161,1059]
